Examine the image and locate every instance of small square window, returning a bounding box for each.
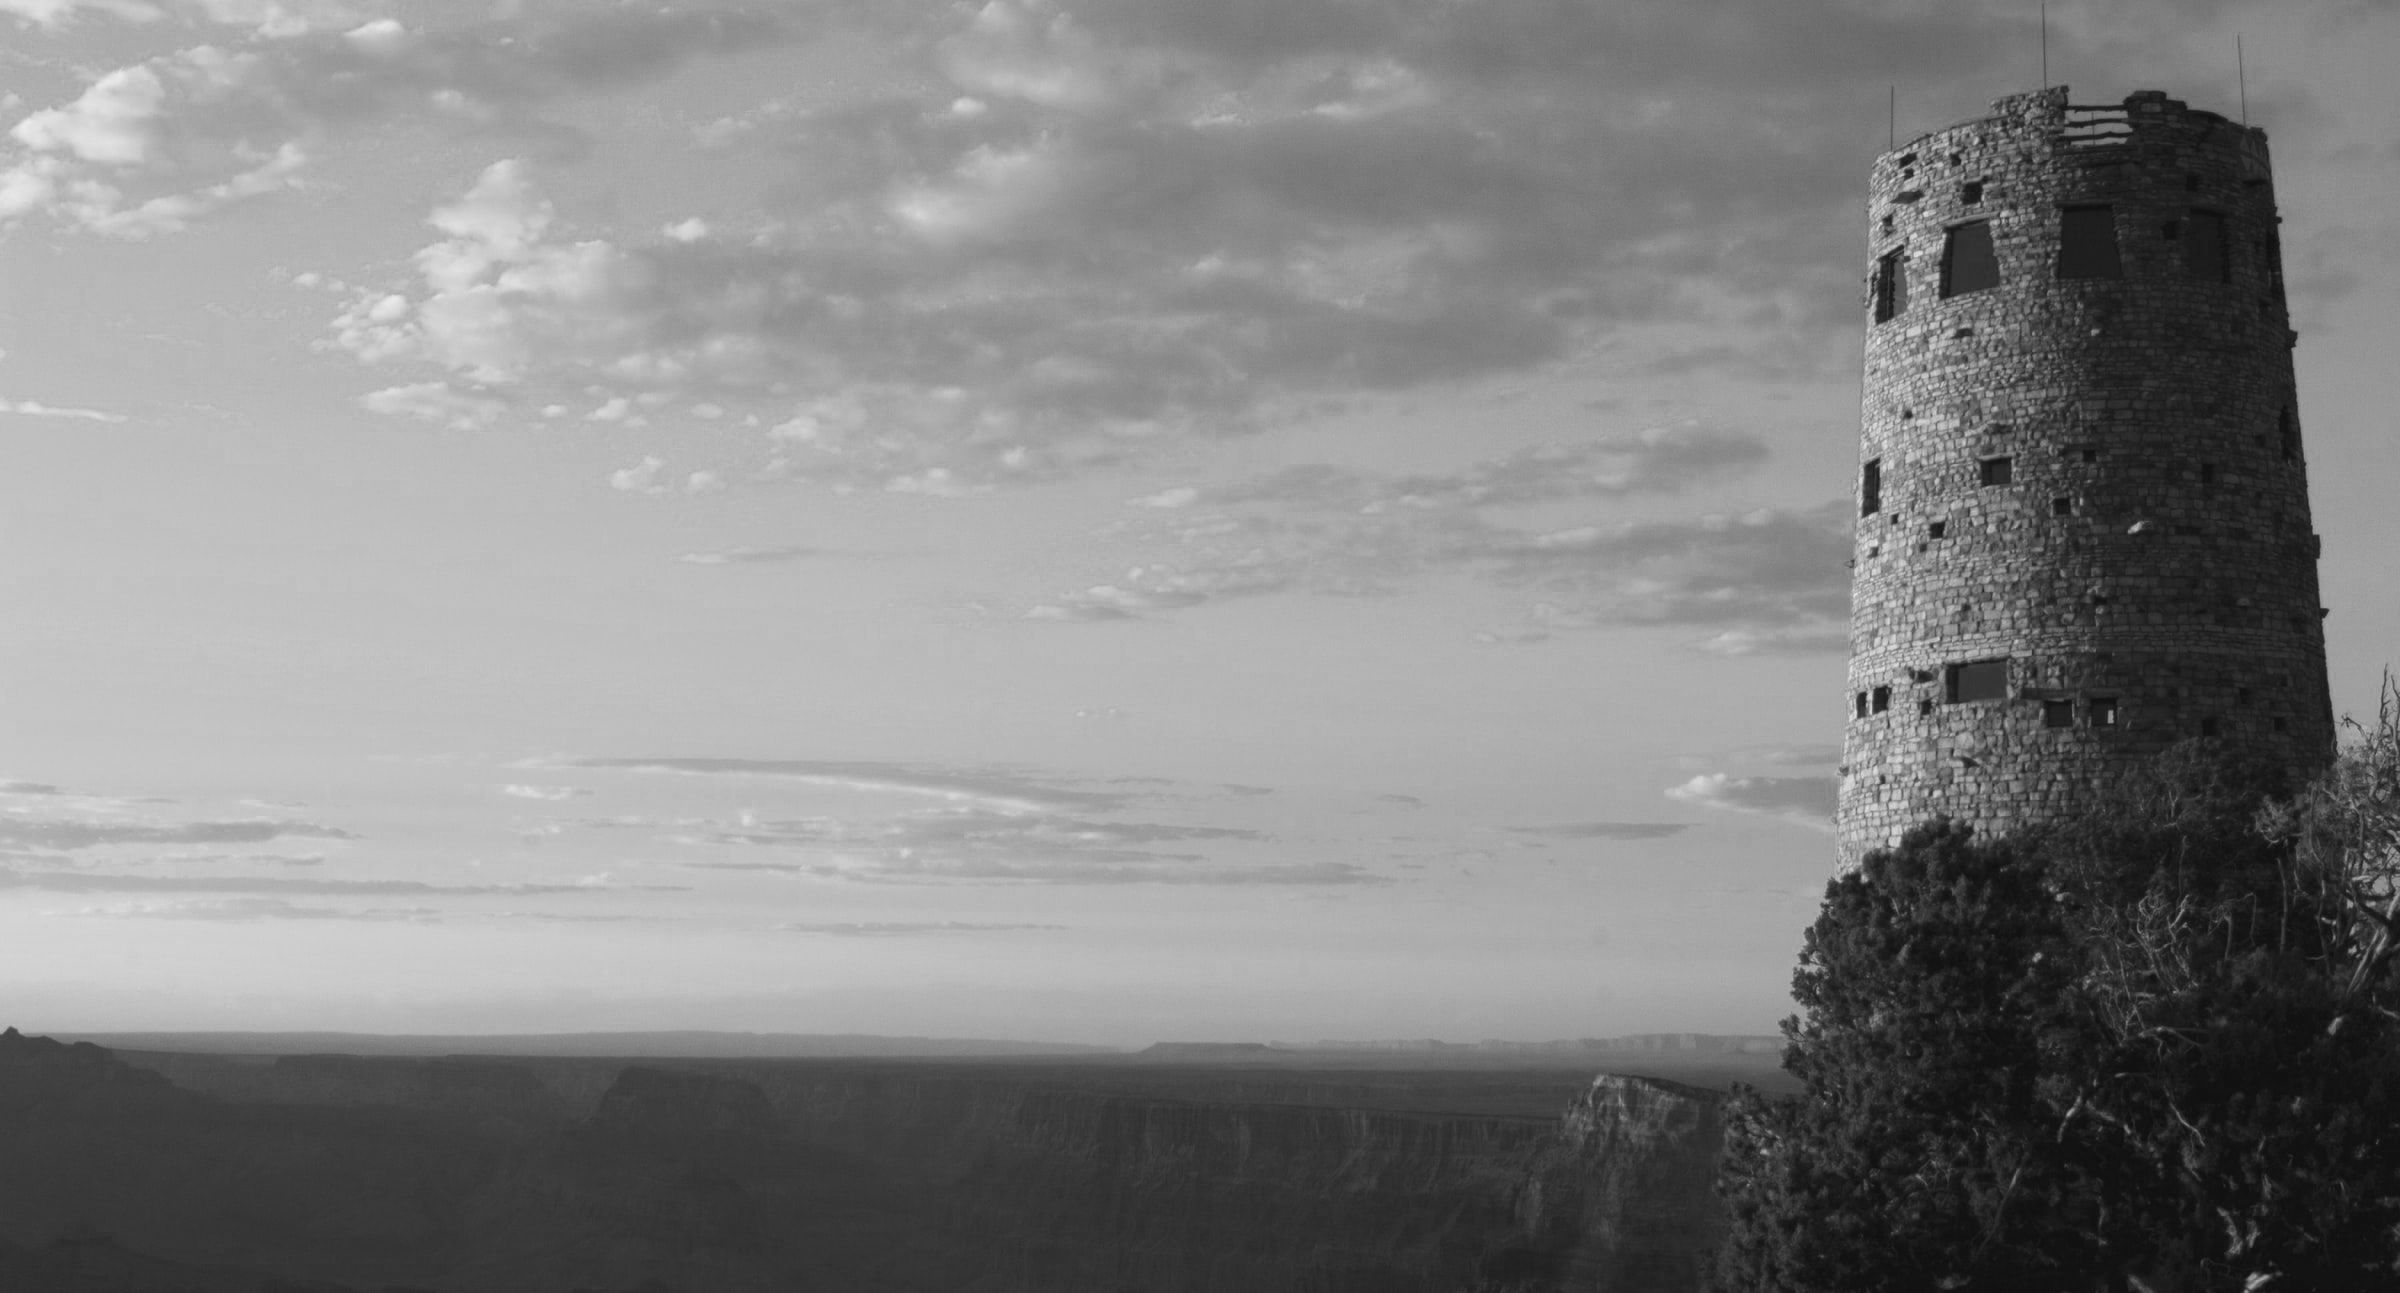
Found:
[2200,463,2218,485]
[1945,659,2009,703]
[2091,697,2119,728]
[2200,717,2222,738]
[1941,220,2000,297]
[1928,520,1946,539]
[2273,717,2290,733]
[1980,456,2013,486]
[1962,180,1984,204]
[2058,205,2123,279]
[2081,448,2099,464]
[1872,686,1891,714]
[2051,496,2072,516]
[2042,700,2075,728]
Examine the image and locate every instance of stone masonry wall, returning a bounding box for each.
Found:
[1837,87,2334,866]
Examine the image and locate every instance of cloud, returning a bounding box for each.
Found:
[1507,822,1691,841]
[63,897,440,922]
[0,817,353,850]
[0,868,679,896]
[694,858,1384,886]
[0,781,64,795]
[559,756,1138,814]
[311,0,2067,487]
[1665,774,1836,832]
[0,8,795,235]
[500,784,587,802]
[0,0,164,24]
[678,544,820,566]
[0,397,129,422]
[357,381,507,428]
[776,920,1069,936]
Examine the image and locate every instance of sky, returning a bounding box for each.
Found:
[1,0,2395,1046]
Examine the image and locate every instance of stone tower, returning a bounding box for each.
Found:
[1837,87,2334,865]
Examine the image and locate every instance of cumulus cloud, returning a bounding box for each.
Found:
[306,0,2065,487]
[0,8,793,235]
[1665,774,1836,832]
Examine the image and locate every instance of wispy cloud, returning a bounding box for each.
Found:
[0,818,353,850]
[62,896,441,922]
[0,869,685,896]
[776,920,1068,936]
[558,756,1138,814]
[500,784,587,802]
[1507,822,1690,841]
[678,545,821,566]
[1665,774,1836,833]
[0,397,128,422]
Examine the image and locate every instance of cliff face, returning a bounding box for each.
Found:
[15,1033,1730,1292]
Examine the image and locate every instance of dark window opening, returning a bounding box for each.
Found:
[2052,496,2073,516]
[2238,687,2253,705]
[2081,448,2099,463]
[2273,716,2290,733]
[1880,212,1894,233]
[1873,250,1908,322]
[2058,205,2123,279]
[2043,700,2075,728]
[1872,686,1891,714]
[1918,698,1935,717]
[1897,153,1917,168]
[2200,717,2222,738]
[1945,658,2009,703]
[1855,692,1869,719]
[1861,458,1882,516]
[2200,463,2218,485]
[2161,219,2181,240]
[1928,520,1946,539]
[1962,180,1984,204]
[2091,697,2119,728]
[1941,220,2000,297]
[2184,172,2202,192]
[2185,210,2228,282]
[2280,407,2299,461]
[1980,456,2014,486]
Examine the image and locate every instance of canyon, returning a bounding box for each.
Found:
[0,1027,1768,1292]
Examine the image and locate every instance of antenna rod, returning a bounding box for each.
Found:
[1889,85,1895,151]
[2041,1,2048,88]
[2238,34,2248,125]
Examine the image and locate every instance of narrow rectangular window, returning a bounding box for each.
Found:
[1980,456,2013,486]
[2090,697,2119,728]
[1872,686,1891,714]
[2280,407,2300,462]
[2043,700,2075,728]
[1945,658,2009,703]
[1861,458,1882,516]
[1941,220,1999,297]
[1873,250,1908,322]
[1855,692,1869,719]
[2200,463,2218,485]
[2185,210,2228,282]
[2058,205,2122,279]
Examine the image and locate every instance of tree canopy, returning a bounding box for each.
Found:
[1716,680,2400,1293]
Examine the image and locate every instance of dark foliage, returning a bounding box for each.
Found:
[1717,704,2400,1293]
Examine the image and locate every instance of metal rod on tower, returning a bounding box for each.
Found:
[2041,1,2048,88]
[1889,85,1895,151]
[2238,35,2248,125]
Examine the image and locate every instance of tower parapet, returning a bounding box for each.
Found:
[1837,87,2334,865]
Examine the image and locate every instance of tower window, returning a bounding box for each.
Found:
[2274,716,2290,733]
[1962,180,1984,204]
[2090,697,2119,728]
[1928,520,1946,539]
[2200,463,2218,485]
[1945,658,2009,703]
[1918,698,1935,716]
[2280,406,2300,461]
[2081,448,2099,464]
[2184,211,2229,282]
[2058,205,2123,279]
[2200,717,2222,738]
[1979,456,2013,486]
[1855,692,1869,719]
[1941,220,1999,297]
[2043,700,2075,728]
[2052,496,2073,516]
[1872,686,1891,714]
[1861,458,1882,516]
[1873,250,1908,322]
